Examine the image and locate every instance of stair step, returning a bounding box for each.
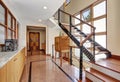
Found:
[91,58,120,80]
[86,68,120,82]
[73,34,83,37]
[95,51,108,55]
[77,77,92,82]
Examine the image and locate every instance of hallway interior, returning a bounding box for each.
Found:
[20,52,75,82]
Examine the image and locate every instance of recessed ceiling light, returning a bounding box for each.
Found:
[38,19,42,22]
[43,6,47,9]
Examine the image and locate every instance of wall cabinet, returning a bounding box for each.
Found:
[0,48,25,82]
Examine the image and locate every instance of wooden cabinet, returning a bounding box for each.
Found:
[7,48,25,82]
[0,65,7,82]
[55,37,60,52]
[7,57,15,82]
[55,36,70,64]
[0,47,25,82]
[55,36,70,52]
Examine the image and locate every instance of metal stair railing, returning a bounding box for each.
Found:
[58,9,96,80]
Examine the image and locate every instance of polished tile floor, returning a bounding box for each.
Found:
[20,54,72,82]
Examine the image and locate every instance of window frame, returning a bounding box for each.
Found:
[74,0,107,48]
[0,1,19,45]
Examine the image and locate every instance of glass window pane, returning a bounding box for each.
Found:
[75,48,80,57]
[76,26,80,30]
[12,31,15,39]
[95,35,106,48]
[82,23,91,34]
[94,18,106,32]
[12,19,15,30]
[93,1,106,18]
[75,14,80,25]
[8,13,12,28]
[66,0,71,5]
[8,29,11,39]
[0,25,5,44]
[0,4,5,24]
[82,9,91,21]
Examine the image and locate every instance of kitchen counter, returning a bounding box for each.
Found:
[0,47,25,69]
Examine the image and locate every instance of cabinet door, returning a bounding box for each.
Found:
[7,58,15,82]
[55,37,60,51]
[7,48,25,82]
[0,65,7,82]
[14,55,20,82]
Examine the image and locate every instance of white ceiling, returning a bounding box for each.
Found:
[3,0,65,25]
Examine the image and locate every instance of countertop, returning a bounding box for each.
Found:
[0,47,25,69]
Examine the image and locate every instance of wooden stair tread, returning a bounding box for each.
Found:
[73,34,83,37]
[95,51,108,55]
[86,68,120,82]
[95,58,120,73]
[77,77,92,82]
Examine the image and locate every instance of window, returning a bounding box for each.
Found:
[82,23,91,34]
[95,35,106,48]
[0,1,19,46]
[75,14,80,25]
[93,1,106,18]
[94,18,106,32]
[0,4,5,24]
[82,8,91,21]
[65,0,71,6]
[8,29,11,39]
[8,13,12,28]
[0,26,5,44]
[74,0,107,48]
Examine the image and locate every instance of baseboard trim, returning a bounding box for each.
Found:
[112,55,120,60]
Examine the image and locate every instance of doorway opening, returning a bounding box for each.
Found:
[26,26,46,55]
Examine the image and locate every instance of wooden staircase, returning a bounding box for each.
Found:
[57,9,120,81]
[85,58,120,82]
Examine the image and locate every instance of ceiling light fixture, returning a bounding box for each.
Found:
[38,19,42,22]
[43,6,47,9]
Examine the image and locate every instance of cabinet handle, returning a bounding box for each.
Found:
[14,58,17,61]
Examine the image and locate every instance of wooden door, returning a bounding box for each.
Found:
[29,32,40,51]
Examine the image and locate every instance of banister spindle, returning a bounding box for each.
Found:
[69,15,72,33]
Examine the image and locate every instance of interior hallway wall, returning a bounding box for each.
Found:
[46,26,61,55]
[107,0,120,55]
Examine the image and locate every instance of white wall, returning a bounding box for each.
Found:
[46,25,61,55]
[18,24,26,48]
[107,0,120,55]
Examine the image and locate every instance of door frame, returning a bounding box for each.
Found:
[29,32,40,51]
